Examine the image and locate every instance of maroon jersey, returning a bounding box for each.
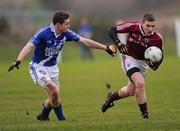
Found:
[116,21,163,60]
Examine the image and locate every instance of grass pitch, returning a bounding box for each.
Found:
[0,48,180,131]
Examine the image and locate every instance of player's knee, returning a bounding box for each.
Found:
[128,88,135,96]
[45,81,59,106]
[45,80,54,89]
[134,81,145,97]
[135,80,145,89]
[128,91,135,96]
[45,80,58,91]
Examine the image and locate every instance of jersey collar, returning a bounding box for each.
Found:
[50,23,62,38]
[139,24,154,36]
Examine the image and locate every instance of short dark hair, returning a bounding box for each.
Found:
[143,14,155,22]
[52,11,70,25]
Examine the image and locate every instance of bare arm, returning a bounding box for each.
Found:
[8,42,34,72]
[17,42,35,62]
[8,42,35,72]
[79,36,107,50]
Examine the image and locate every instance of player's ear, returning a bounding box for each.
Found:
[56,23,62,26]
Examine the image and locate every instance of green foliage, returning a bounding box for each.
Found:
[0,50,180,130]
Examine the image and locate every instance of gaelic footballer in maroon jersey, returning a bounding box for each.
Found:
[116,21,163,61]
[102,14,164,119]
[117,21,163,60]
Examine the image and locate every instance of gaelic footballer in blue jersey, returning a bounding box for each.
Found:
[8,11,117,121]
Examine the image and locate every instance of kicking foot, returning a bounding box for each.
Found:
[102,92,114,113]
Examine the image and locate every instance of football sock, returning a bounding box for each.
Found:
[41,105,52,118]
[110,91,122,102]
[138,102,148,115]
[53,104,65,120]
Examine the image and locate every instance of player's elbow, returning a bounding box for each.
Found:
[108,26,119,43]
[108,26,116,37]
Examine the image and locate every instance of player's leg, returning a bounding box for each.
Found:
[29,63,65,121]
[37,81,60,121]
[37,97,52,121]
[102,55,136,112]
[44,80,65,121]
[123,55,149,118]
[102,81,135,112]
[47,66,65,121]
[44,98,51,110]
[115,66,148,118]
[29,63,52,121]
[117,81,135,97]
[131,72,148,119]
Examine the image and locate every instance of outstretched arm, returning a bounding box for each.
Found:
[79,36,106,50]
[8,42,35,72]
[79,36,116,56]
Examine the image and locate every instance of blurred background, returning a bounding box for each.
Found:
[1,1,180,130]
[0,0,180,61]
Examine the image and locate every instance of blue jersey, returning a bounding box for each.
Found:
[29,23,80,66]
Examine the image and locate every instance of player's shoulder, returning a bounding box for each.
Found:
[117,21,140,26]
[64,29,80,41]
[116,21,141,31]
[126,21,141,25]
[64,29,78,36]
[35,24,51,36]
[66,28,73,33]
[154,28,163,41]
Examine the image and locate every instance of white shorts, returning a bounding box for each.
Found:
[29,62,59,87]
[121,54,149,77]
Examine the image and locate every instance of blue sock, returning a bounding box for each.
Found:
[41,105,52,118]
[53,104,65,120]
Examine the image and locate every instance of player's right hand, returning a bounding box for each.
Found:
[116,42,128,54]
[146,59,159,71]
[8,60,21,72]
[106,45,117,57]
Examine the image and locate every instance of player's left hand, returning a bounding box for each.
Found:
[146,59,159,71]
[106,45,117,57]
[116,42,128,54]
[8,60,21,72]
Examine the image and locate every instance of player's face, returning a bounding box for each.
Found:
[142,20,155,36]
[57,18,70,32]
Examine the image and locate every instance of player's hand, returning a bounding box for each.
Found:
[116,42,128,54]
[106,45,117,57]
[146,59,159,71]
[8,60,21,72]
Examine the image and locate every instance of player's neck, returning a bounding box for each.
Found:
[53,25,62,38]
[54,27,62,35]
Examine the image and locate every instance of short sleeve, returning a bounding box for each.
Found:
[65,29,80,42]
[29,29,43,46]
[116,22,139,33]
